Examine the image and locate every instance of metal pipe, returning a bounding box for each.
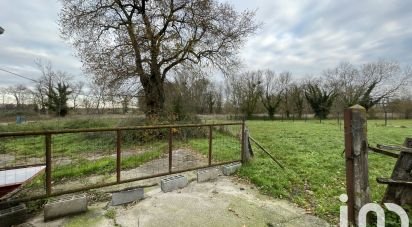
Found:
[0,163,46,171]
[116,130,122,183]
[45,134,52,196]
[0,122,243,138]
[0,160,241,205]
[241,120,245,164]
[208,126,213,166]
[168,128,173,173]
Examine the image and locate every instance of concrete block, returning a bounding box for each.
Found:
[160,175,188,192]
[222,162,241,176]
[111,187,144,206]
[197,168,219,183]
[44,194,87,221]
[0,203,27,227]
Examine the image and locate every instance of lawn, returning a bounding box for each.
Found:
[1,116,411,225]
[239,119,412,224]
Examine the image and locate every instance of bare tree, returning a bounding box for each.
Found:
[259,70,285,119]
[279,72,292,118]
[60,0,258,118]
[7,85,31,108]
[325,60,409,110]
[81,97,93,114]
[226,71,262,118]
[0,87,8,107]
[88,80,108,114]
[289,83,305,119]
[70,81,84,111]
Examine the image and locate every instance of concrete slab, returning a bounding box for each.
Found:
[114,177,330,227]
[111,187,144,206]
[24,174,330,227]
[44,194,88,221]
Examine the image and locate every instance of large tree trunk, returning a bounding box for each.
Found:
[140,72,165,119]
[268,107,275,120]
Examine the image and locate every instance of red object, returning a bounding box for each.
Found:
[0,166,45,199]
[0,184,21,198]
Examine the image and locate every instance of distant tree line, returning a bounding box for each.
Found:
[224,60,411,120]
[1,59,411,120]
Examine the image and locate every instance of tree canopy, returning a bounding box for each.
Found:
[59,0,258,118]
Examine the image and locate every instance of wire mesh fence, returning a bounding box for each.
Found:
[0,122,243,203]
[51,131,117,193]
[120,128,169,180]
[0,135,46,200]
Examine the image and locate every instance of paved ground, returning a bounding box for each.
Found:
[25,172,329,227]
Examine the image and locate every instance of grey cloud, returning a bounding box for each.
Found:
[232,0,412,78]
[1,0,412,87]
[0,0,83,87]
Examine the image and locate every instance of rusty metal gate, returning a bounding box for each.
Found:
[0,122,244,205]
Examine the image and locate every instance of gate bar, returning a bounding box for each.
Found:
[208,126,213,166]
[0,160,241,206]
[116,130,122,183]
[45,134,52,196]
[169,128,173,173]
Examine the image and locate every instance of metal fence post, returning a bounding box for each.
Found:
[344,104,370,226]
[45,133,52,196]
[208,126,213,166]
[169,128,173,173]
[241,120,245,164]
[116,130,122,183]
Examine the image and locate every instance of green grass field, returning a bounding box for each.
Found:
[239,119,412,224]
[1,117,411,224]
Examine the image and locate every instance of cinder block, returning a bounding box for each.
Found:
[0,203,27,227]
[44,194,87,221]
[197,168,219,182]
[222,162,241,176]
[160,175,188,192]
[111,187,144,206]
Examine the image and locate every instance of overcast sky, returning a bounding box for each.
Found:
[1,0,412,87]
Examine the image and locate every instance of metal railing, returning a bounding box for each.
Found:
[0,122,244,204]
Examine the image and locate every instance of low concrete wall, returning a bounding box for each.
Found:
[44,194,87,221]
[222,162,242,176]
[0,203,26,227]
[161,175,188,192]
[112,187,144,206]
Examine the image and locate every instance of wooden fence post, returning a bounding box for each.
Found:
[344,104,371,226]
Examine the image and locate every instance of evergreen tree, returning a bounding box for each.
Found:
[305,83,336,121]
[47,83,72,117]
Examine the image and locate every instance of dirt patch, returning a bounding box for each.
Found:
[41,148,208,194]
[122,148,208,178]
[0,154,15,166]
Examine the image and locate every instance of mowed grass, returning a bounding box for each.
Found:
[239,119,412,223]
[188,131,241,162]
